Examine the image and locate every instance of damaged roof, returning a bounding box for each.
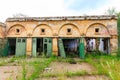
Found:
[0,22,6,27]
[6,15,117,22]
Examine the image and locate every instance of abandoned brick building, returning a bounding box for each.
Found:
[0,15,118,58]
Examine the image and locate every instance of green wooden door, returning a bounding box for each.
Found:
[3,40,9,56]
[43,38,52,57]
[58,39,66,58]
[16,38,26,56]
[47,38,52,57]
[0,39,9,56]
[79,38,85,59]
[32,38,37,57]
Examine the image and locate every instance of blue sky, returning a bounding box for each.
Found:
[65,0,108,10]
[63,0,117,15]
[0,0,120,22]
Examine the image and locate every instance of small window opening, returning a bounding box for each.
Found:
[16,29,20,33]
[41,29,45,35]
[41,29,45,33]
[67,28,72,35]
[95,28,99,32]
[67,28,71,33]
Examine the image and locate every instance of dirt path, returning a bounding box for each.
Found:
[40,62,110,80]
[0,60,110,80]
[40,75,110,80]
[0,66,22,80]
[43,62,95,74]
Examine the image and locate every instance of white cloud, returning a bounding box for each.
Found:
[64,0,120,15]
[0,0,67,22]
[0,0,120,22]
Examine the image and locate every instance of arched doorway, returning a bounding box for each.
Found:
[7,24,27,56]
[32,24,53,57]
[85,23,110,54]
[58,23,81,58]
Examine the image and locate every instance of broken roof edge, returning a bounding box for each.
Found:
[0,22,6,27]
[6,15,117,22]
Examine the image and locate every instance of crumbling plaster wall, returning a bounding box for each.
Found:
[5,19,118,54]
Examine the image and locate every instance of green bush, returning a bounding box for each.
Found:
[117,48,120,58]
[68,58,77,64]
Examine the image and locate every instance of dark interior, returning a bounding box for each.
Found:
[8,38,16,55]
[36,38,43,55]
[62,39,79,57]
[85,38,110,53]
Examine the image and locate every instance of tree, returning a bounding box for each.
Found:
[105,7,117,15]
[117,13,120,47]
[105,7,120,53]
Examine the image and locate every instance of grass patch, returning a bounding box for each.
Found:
[40,70,90,78]
[0,54,120,80]
[85,54,120,80]
[27,57,54,80]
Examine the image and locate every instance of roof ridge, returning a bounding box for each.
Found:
[6,15,117,22]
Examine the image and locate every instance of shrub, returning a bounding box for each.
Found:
[117,48,120,58]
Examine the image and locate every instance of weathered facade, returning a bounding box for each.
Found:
[0,15,118,57]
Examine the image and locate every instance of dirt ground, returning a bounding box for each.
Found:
[40,75,110,80]
[40,62,110,80]
[0,61,110,80]
[43,62,95,73]
[0,66,22,80]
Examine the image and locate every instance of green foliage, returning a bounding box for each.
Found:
[117,48,120,58]
[68,58,77,64]
[117,13,120,46]
[66,53,79,58]
[105,7,120,58]
[65,71,88,77]
[27,58,53,80]
[0,55,120,80]
[85,55,120,80]
[105,7,117,15]
[22,61,27,80]
[41,70,89,78]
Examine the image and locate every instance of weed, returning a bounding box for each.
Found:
[117,48,120,58]
[27,58,53,80]
[68,58,77,64]
[22,61,27,80]
[85,54,120,80]
[65,71,88,77]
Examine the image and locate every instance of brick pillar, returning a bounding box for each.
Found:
[52,37,58,56]
[26,38,32,56]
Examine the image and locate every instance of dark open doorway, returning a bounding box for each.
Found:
[62,38,79,57]
[32,38,52,57]
[36,38,43,55]
[85,38,110,54]
[8,38,16,55]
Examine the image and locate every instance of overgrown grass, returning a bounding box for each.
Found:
[0,56,55,80]
[40,70,89,78]
[27,58,54,80]
[0,53,120,80]
[85,54,120,80]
